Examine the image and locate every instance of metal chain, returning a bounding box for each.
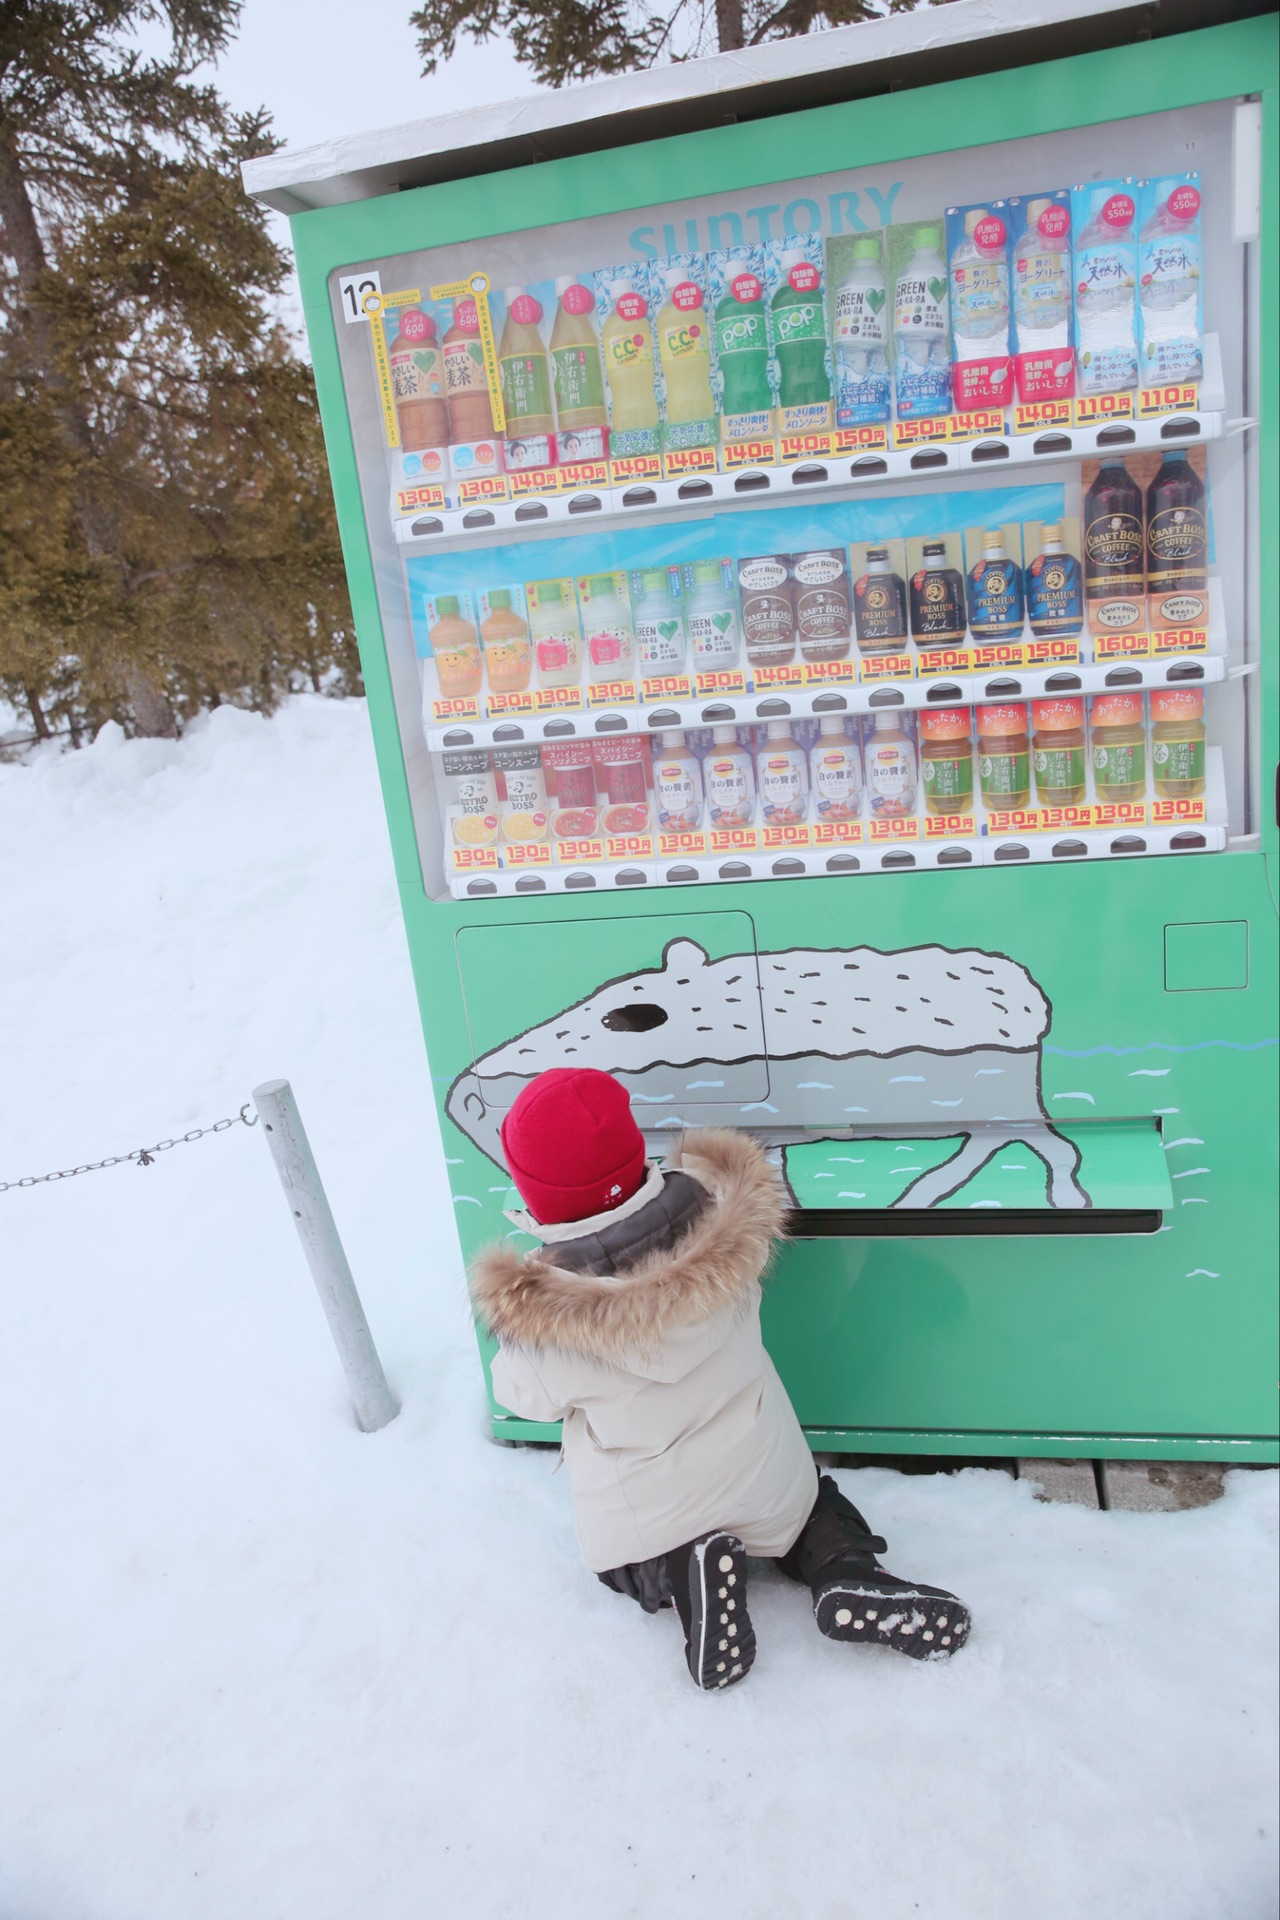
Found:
[1,1104,258,1193]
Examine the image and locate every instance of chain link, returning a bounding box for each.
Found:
[2,1104,258,1193]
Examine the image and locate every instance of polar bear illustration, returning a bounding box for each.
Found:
[446,939,1088,1209]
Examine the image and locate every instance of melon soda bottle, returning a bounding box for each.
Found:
[771,244,831,422]
[551,276,608,463]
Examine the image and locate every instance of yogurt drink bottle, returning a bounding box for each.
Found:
[601,281,660,438]
[1073,186,1138,394]
[652,730,704,832]
[1013,199,1072,351]
[950,208,1010,363]
[704,725,756,827]
[809,716,862,822]
[632,568,687,674]
[893,227,951,417]
[656,266,716,429]
[528,579,582,689]
[834,237,889,378]
[757,720,809,826]
[550,276,608,461]
[581,574,636,684]
[498,287,555,467]
[685,561,742,671]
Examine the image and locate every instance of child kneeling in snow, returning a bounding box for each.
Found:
[470,1067,971,1690]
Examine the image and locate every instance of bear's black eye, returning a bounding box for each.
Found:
[601,1003,668,1033]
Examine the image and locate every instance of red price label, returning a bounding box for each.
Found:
[1151,797,1206,825]
[658,831,708,857]
[811,819,863,846]
[709,827,759,853]
[1094,801,1147,828]
[505,841,552,866]
[761,824,811,849]
[923,813,975,839]
[869,816,919,841]
[752,664,805,689]
[948,408,1006,442]
[1026,638,1081,666]
[606,834,654,861]
[858,652,914,682]
[986,808,1044,835]
[450,845,499,870]
[509,466,560,498]
[486,690,535,716]
[802,659,856,685]
[1092,631,1152,659]
[395,483,447,511]
[1014,399,1072,434]
[557,837,605,862]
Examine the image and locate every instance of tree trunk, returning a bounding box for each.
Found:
[24,685,51,740]
[0,127,178,740]
[717,0,746,51]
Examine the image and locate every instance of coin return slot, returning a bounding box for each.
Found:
[665,865,699,883]
[1044,672,1082,692]
[621,487,657,508]
[1104,667,1143,687]
[564,872,597,889]
[910,449,948,471]
[462,509,496,529]
[994,842,1031,861]
[970,439,1010,462]
[1160,416,1200,439]
[1170,830,1207,850]
[718,861,752,879]
[1032,433,1073,457]
[926,682,964,702]
[825,854,860,873]
[880,850,916,869]
[791,464,828,486]
[410,516,444,537]
[567,493,603,514]
[771,858,806,876]
[1052,838,1089,859]
[1110,834,1148,854]
[615,868,648,886]
[734,471,771,492]
[514,502,548,522]
[677,479,714,501]
[594,714,629,732]
[936,847,973,865]
[514,876,546,892]
[1095,424,1136,448]
[850,456,888,478]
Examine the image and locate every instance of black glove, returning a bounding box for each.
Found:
[596,1553,673,1613]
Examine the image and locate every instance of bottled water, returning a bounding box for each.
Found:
[1139,184,1201,348]
[1072,184,1138,392]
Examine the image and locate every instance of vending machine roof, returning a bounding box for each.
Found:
[241,0,1266,213]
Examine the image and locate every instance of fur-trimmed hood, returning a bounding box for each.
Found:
[469,1127,787,1368]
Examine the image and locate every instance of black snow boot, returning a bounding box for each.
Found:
[666,1532,756,1690]
[780,1475,971,1660]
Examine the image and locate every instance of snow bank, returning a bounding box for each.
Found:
[0,699,1275,1920]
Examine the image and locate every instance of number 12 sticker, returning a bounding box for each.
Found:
[337,270,383,323]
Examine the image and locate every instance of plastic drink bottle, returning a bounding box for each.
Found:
[498,288,555,455]
[1074,188,1138,392]
[704,726,756,827]
[967,531,1025,640]
[1145,449,1208,626]
[429,596,482,698]
[809,715,862,822]
[632,568,686,673]
[391,309,447,449]
[895,227,949,369]
[977,704,1030,809]
[866,710,917,818]
[714,269,772,416]
[656,267,715,425]
[480,589,532,693]
[443,298,497,442]
[493,745,549,843]
[1138,187,1201,350]
[1089,693,1146,803]
[685,561,742,671]
[528,580,582,689]
[951,209,1010,363]
[1013,200,1071,351]
[652,730,704,832]
[581,574,635,683]
[757,720,809,826]
[919,708,974,815]
[1025,523,1083,639]
[854,547,909,653]
[910,541,967,645]
[771,247,830,408]
[1083,462,1145,633]
[551,277,607,456]
[834,237,888,378]
[1150,688,1205,798]
[1031,698,1087,805]
[601,281,660,434]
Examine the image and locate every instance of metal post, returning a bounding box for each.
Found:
[253,1078,399,1433]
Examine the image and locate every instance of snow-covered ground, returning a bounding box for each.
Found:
[1,699,1275,1920]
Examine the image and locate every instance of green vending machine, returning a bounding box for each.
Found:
[246,0,1278,1464]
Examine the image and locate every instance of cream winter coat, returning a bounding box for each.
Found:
[469,1128,817,1573]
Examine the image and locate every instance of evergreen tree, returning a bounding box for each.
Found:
[0,1,356,742]
[413,0,944,87]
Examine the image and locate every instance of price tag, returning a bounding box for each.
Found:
[658,830,709,858]
[1138,382,1198,419]
[558,460,608,490]
[811,819,864,846]
[642,674,692,702]
[1014,398,1073,434]
[761,823,812,850]
[509,466,561,498]
[587,679,637,707]
[916,646,972,677]
[893,415,950,449]
[450,844,499,871]
[709,826,759,854]
[694,670,747,698]
[1025,638,1081,666]
[923,813,976,839]
[1150,626,1208,655]
[985,807,1044,835]
[432,696,481,722]
[722,438,778,469]
[662,446,717,480]
[948,408,1006,443]
[394,482,447,514]
[858,651,914,683]
[869,816,920,841]
[1039,803,1095,834]
[610,454,662,486]
[802,659,857,686]
[834,424,890,454]
[556,837,606,863]
[969,640,1027,671]
[606,834,654,861]
[457,473,509,504]
[486,690,536,717]
[1092,631,1152,660]
[504,841,553,866]
[1151,797,1207,825]
[1073,391,1134,427]
[752,663,805,691]
[779,430,835,463]
[533,686,583,713]
[1093,801,1147,829]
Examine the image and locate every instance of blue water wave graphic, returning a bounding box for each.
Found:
[1044,1039,1278,1058]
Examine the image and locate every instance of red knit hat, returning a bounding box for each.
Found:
[500,1068,646,1226]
